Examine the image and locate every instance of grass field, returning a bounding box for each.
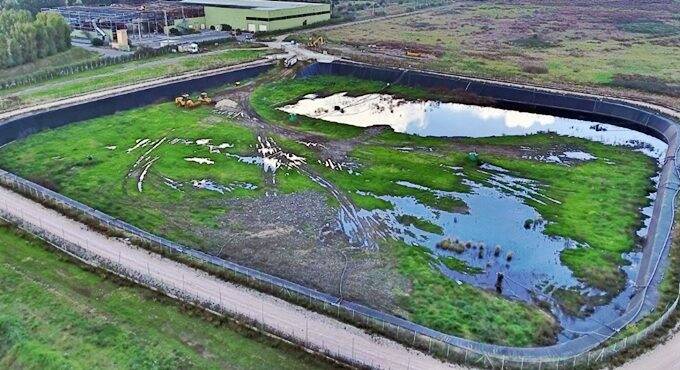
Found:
[0,47,271,112]
[0,47,100,81]
[0,103,314,246]
[0,224,333,369]
[312,0,680,106]
[0,74,658,346]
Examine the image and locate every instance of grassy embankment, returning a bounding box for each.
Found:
[0,225,333,369]
[251,75,657,297]
[315,1,680,105]
[0,47,270,111]
[0,47,99,81]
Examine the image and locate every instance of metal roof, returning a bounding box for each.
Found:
[181,0,322,10]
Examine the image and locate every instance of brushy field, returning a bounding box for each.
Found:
[0,47,270,112]
[0,224,333,369]
[0,47,99,81]
[314,0,680,106]
[0,74,657,346]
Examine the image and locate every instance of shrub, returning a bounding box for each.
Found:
[520,61,549,74]
[609,74,680,97]
[511,35,556,49]
[91,38,104,47]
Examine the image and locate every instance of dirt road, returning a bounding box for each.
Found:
[616,330,680,370]
[0,185,467,370]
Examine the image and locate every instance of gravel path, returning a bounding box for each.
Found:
[617,330,680,370]
[0,185,467,370]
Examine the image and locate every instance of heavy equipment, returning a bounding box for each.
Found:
[175,93,213,109]
[197,92,213,105]
[307,36,324,48]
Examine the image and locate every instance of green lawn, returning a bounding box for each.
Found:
[0,225,332,369]
[0,103,315,247]
[393,243,556,346]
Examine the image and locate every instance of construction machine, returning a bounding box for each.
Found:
[175,93,213,109]
[197,92,213,105]
[307,36,324,48]
[175,94,198,109]
[405,49,425,58]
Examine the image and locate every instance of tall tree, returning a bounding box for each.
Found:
[0,9,72,68]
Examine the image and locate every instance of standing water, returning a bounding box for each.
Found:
[281,92,668,340]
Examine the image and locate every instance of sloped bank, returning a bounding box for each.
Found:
[0,60,677,368]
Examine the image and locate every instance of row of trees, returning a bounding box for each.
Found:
[0,10,72,68]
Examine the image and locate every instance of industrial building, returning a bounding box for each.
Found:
[49,0,330,49]
[48,2,204,43]
[181,0,331,32]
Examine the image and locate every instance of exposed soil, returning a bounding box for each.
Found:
[192,191,406,312]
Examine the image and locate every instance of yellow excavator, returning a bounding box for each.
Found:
[174,92,213,109]
[197,92,212,105]
[307,36,324,48]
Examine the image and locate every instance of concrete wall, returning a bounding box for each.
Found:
[203,3,330,32]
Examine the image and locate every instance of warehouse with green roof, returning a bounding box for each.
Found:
[181,0,331,32]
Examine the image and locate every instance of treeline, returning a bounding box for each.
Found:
[0,10,71,68]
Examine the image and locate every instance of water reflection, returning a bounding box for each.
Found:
[280,93,667,158]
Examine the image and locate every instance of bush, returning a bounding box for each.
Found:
[91,38,104,47]
[609,74,680,97]
[520,61,549,74]
[221,24,232,31]
[511,35,556,49]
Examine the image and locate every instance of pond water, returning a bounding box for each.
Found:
[280,93,667,158]
[282,92,668,339]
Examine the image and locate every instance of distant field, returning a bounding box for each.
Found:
[0,225,332,369]
[0,47,271,112]
[314,0,680,106]
[0,47,100,81]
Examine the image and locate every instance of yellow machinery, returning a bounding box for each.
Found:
[174,92,213,109]
[197,92,212,105]
[405,49,425,58]
[307,36,324,48]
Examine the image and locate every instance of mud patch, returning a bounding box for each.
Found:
[188,191,405,310]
